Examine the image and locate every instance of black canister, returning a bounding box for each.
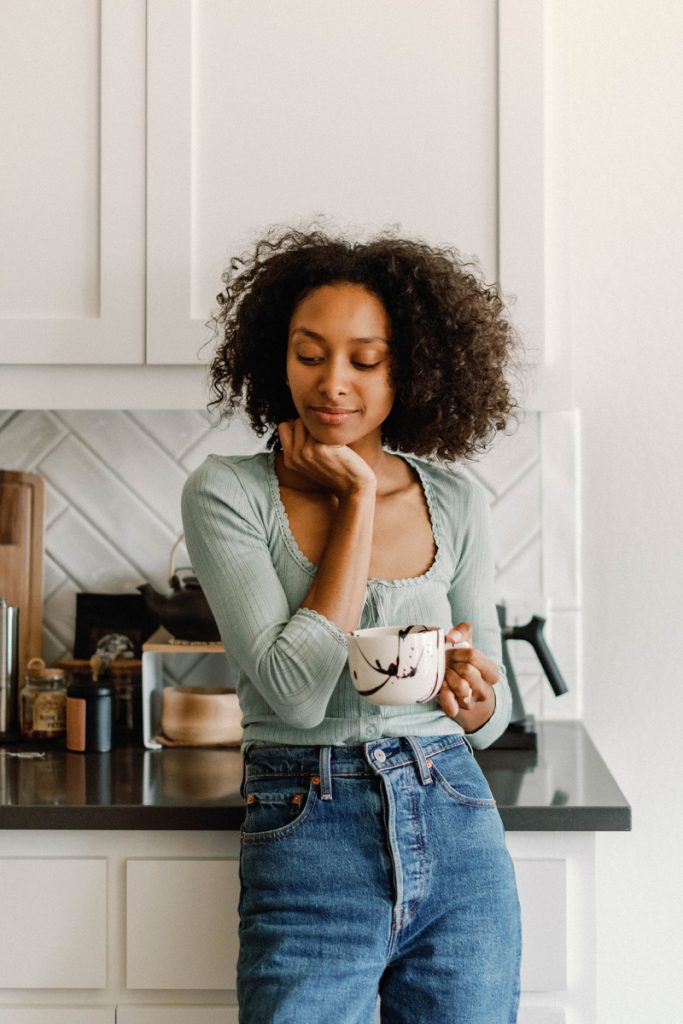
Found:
[66,683,113,753]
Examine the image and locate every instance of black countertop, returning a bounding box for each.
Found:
[0,721,630,832]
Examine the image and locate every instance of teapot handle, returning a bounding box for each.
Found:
[167,532,186,588]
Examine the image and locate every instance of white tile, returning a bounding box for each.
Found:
[180,409,266,470]
[55,411,187,532]
[470,413,540,497]
[494,536,543,605]
[460,464,497,502]
[43,580,78,651]
[40,435,178,583]
[0,410,66,470]
[43,553,67,601]
[490,463,542,570]
[541,410,580,607]
[128,409,213,459]
[540,609,581,720]
[46,505,145,591]
[42,622,71,666]
[45,481,68,524]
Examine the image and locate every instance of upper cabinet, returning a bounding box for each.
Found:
[0,0,567,410]
[145,0,499,364]
[0,0,146,364]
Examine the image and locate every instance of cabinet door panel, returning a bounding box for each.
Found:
[518,1010,566,1024]
[0,858,107,988]
[515,859,567,992]
[126,859,240,990]
[117,1008,237,1024]
[0,1010,113,1024]
[146,0,498,364]
[0,0,145,363]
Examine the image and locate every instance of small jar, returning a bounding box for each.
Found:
[66,683,113,753]
[19,658,67,741]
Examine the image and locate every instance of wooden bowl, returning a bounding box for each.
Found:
[160,685,242,746]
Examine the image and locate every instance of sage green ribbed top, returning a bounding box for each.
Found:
[181,452,511,750]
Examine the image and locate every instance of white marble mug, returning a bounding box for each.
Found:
[347,625,470,706]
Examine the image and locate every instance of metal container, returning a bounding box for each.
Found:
[0,597,20,738]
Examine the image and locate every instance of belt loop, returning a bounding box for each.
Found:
[318,746,333,800]
[406,737,433,785]
[462,735,474,755]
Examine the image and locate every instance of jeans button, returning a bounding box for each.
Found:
[373,749,386,763]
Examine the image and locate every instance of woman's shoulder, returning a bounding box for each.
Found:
[404,453,486,515]
[182,451,272,507]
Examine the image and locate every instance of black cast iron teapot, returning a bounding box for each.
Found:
[138,534,221,643]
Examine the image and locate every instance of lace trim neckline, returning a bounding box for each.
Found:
[266,451,443,588]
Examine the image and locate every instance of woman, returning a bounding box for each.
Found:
[182,227,522,1023]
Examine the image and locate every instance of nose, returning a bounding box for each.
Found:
[317,357,350,399]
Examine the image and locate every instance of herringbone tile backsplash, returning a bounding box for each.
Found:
[0,409,580,716]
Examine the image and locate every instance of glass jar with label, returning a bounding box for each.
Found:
[19,658,67,741]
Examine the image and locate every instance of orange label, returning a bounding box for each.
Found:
[66,696,86,751]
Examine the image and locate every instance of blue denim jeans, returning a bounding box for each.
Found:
[238,735,521,1023]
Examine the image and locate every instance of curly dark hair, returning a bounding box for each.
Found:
[208,226,521,461]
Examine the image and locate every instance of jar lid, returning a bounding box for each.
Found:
[67,683,113,699]
[57,658,94,677]
[26,657,65,681]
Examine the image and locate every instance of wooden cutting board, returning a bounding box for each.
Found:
[0,470,45,683]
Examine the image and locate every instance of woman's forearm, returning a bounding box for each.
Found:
[300,485,376,634]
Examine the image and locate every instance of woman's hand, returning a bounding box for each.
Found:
[278,419,376,498]
[437,621,499,732]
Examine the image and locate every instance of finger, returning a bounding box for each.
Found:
[448,644,499,686]
[447,622,473,646]
[437,685,460,718]
[278,421,295,463]
[443,667,475,704]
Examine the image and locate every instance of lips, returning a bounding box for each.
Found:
[309,406,358,425]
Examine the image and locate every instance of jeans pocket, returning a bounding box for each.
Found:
[241,774,317,842]
[429,744,497,809]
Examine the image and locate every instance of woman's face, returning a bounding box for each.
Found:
[286,283,394,449]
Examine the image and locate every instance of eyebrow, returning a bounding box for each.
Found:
[290,327,389,345]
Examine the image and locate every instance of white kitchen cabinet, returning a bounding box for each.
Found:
[0,858,107,989]
[518,1011,566,1024]
[0,1010,113,1024]
[0,830,594,1021]
[146,0,500,364]
[515,859,567,991]
[0,0,145,365]
[117,1007,237,1024]
[126,859,240,990]
[0,0,565,411]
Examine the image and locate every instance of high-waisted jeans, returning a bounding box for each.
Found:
[238,735,521,1023]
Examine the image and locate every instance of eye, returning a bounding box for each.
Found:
[296,354,323,365]
[353,361,381,371]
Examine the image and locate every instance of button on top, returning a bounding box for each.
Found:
[366,723,378,736]
[373,749,387,763]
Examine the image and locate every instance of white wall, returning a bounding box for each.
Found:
[547,2,683,1019]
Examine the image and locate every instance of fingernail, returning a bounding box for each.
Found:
[450,631,463,642]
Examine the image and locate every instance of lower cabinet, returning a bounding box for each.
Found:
[0,831,594,1023]
[116,1008,237,1023]
[0,1011,113,1024]
[518,1012,566,1024]
[0,858,107,989]
[126,860,240,990]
